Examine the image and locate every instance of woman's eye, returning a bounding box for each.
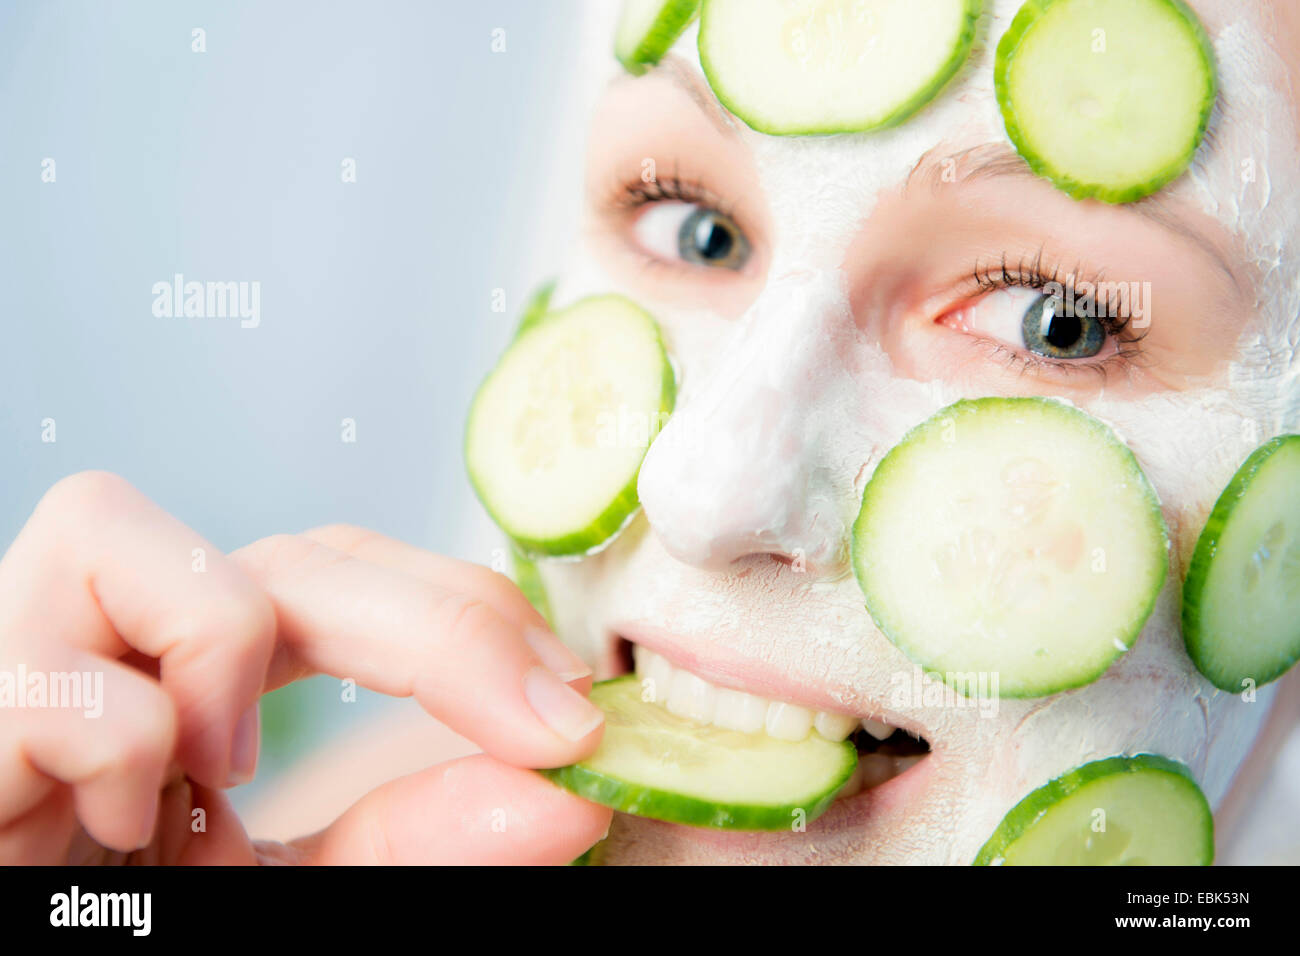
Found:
[1021,293,1107,359]
[942,286,1112,361]
[631,201,751,271]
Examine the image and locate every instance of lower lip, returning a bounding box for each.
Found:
[630,747,938,852]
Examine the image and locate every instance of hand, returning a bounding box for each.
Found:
[0,471,611,864]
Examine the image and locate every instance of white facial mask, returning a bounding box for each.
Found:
[531,0,1293,861]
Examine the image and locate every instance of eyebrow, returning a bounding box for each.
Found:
[912,142,1244,295]
[642,53,742,139]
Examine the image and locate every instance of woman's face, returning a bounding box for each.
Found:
[537,0,1300,863]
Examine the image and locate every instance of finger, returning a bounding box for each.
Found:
[301,525,548,631]
[0,788,77,865]
[167,780,256,866]
[300,524,591,693]
[0,471,275,789]
[0,642,177,854]
[231,534,603,769]
[294,753,612,865]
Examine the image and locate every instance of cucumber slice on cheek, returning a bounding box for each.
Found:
[853,398,1169,698]
[975,755,1213,865]
[465,295,676,557]
[1182,435,1300,692]
[698,0,980,135]
[541,678,858,831]
[995,0,1216,203]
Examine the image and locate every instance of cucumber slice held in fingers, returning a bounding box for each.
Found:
[1182,436,1300,692]
[995,0,1217,203]
[852,397,1169,698]
[540,677,858,830]
[615,0,700,75]
[974,755,1214,865]
[698,0,980,135]
[465,294,675,557]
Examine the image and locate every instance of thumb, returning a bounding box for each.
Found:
[295,754,611,865]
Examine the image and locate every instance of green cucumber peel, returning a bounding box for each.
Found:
[995,0,1217,203]
[697,0,981,136]
[615,0,701,75]
[1182,435,1300,692]
[852,396,1169,698]
[540,677,857,831]
[974,754,1213,865]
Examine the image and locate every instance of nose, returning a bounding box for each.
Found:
[637,271,855,576]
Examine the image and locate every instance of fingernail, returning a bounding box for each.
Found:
[524,627,592,683]
[227,702,260,787]
[524,666,604,742]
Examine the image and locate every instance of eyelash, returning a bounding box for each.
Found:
[963,251,1150,382]
[610,172,733,219]
[605,172,750,275]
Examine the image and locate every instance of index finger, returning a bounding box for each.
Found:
[230,534,604,770]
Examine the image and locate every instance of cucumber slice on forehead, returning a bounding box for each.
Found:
[1182,436,1300,692]
[615,0,701,75]
[974,755,1213,865]
[698,0,980,135]
[540,677,858,830]
[995,0,1217,203]
[852,398,1169,698]
[465,295,675,557]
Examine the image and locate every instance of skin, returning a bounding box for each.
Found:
[2,0,1297,865]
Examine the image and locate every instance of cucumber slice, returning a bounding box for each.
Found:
[514,278,555,337]
[852,397,1168,698]
[465,295,676,557]
[974,755,1213,865]
[698,0,979,135]
[540,677,857,830]
[511,550,553,629]
[1182,436,1300,692]
[615,0,700,75]
[567,841,607,866]
[995,0,1216,203]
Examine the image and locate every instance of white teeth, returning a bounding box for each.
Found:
[861,717,896,741]
[632,643,857,743]
[667,669,716,723]
[637,648,674,704]
[714,687,768,733]
[813,710,858,742]
[765,701,813,741]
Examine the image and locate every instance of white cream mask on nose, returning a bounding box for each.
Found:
[637,270,856,571]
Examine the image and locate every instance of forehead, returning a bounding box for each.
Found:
[605,0,1293,259]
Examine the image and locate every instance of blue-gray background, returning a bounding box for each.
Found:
[0,0,588,796]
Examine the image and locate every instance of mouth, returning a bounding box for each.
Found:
[612,634,934,809]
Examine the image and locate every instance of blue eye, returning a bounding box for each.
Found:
[678,207,750,270]
[1021,294,1106,359]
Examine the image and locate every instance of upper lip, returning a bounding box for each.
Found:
[610,621,936,743]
